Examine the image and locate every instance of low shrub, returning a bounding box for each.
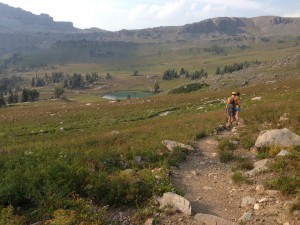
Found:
[218,139,237,151]
[219,151,235,163]
[0,205,25,225]
[233,157,254,171]
[169,83,209,94]
[264,176,300,195]
[257,146,270,159]
[231,171,250,184]
[240,136,255,150]
[195,131,207,140]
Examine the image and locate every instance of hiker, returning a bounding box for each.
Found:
[225,92,239,128]
[235,92,241,123]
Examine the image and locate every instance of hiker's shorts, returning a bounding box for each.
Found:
[227,107,236,117]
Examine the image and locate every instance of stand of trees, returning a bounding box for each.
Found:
[31,72,100,88]
[215,60,261,75]
[21,89,39,102]
[163,68,208,80]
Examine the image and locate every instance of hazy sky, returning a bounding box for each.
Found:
[1,0,300,31]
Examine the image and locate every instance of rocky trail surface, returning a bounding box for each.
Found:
[108,123,300,225]
[157,123,299,225]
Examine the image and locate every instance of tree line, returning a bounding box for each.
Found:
[31,71,107,88]
[162,68,208,80]
[215,60,261,75]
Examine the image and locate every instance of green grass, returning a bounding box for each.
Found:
[1,47,300,223]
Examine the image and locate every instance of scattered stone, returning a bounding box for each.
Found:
[254,203,260,210]
[231,127,238,132]
[255,128,300,148]
[162,140,194,152]
[86,103,92,106]
[190,170,198,176]
[245,159,269,177]
[194,213,237,225]
[264,190,280,196]
[276,150,290,157]
[60,127,64,132]
[203,186,213,190]
[158,192,192,216]
[255,185,265,193]
[144,218,153,225]
[160,111,172,116]
[241,196,256,207]
[238,212,252,223]
[258,198,268,203]
[283,223,290,225]
[230,140,239,145]
[197,106,204,110]
[251,97,262,101]
[279,113,289,122]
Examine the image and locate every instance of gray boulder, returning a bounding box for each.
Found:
[194,213,237,225]
[162,140,194,152]
[255,128,300,148]
[158,192,192,215]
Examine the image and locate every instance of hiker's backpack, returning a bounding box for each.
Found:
[228,97,236,108]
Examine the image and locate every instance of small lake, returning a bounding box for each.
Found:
[102,91,154,100]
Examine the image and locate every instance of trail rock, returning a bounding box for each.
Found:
[251,97,262,101]
[162,140,194,152]
[279,113,289,122]
[255,128,300,148]
[255,185,265,193]
[158,192,192,215]
[238,212,252,223]
[194,213,237,225]
[276,150,290,157]
[144,218,153,225]
[245,159,269,176]
[241,196,256,207]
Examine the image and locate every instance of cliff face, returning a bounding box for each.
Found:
[0,3,77,33]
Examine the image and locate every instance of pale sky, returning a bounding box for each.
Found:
[1,0,300,31]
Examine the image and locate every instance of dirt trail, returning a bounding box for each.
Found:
[171,132,246,223]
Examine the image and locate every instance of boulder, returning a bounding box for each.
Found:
[194,213,237,225]
[255,128,300,148]
[158,192,192,215]
[162,140,194,152]
[245,159,269,177]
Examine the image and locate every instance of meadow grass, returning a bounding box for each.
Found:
[0,71,299,223]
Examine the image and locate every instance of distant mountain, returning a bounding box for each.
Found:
[0,3,300,59]
[0,3,77,33]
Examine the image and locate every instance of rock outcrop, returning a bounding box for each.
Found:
[255,128,300,147]
[158,192,192,216]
